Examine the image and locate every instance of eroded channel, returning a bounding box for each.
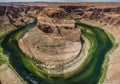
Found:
[1,17,115,84]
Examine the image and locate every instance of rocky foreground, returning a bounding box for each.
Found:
[0,2,120,84]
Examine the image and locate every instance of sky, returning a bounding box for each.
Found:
[0,0,120,2]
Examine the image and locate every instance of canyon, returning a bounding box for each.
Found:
[0,2,120,84]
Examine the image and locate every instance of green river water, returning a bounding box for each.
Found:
[0,18,116,84]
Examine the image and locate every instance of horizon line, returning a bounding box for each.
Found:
[0,1,120,3]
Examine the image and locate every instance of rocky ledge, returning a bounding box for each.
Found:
[0,3,120,84]
[17,3,120,80]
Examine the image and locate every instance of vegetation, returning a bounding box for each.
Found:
[1,18,116,84]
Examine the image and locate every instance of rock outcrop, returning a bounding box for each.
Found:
[0,3,120,84]
[15,3,120,77]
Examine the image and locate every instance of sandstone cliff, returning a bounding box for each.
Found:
[0,3,120,84]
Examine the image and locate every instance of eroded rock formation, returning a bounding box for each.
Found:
[0,3,120,84]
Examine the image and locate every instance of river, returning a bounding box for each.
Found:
[1,17,115,84]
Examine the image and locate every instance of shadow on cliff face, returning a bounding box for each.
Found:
[38,24,54,33]
[0,6,6,16]
[0,80,2,84]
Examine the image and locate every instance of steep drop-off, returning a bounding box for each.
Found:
[0,3,120,84]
